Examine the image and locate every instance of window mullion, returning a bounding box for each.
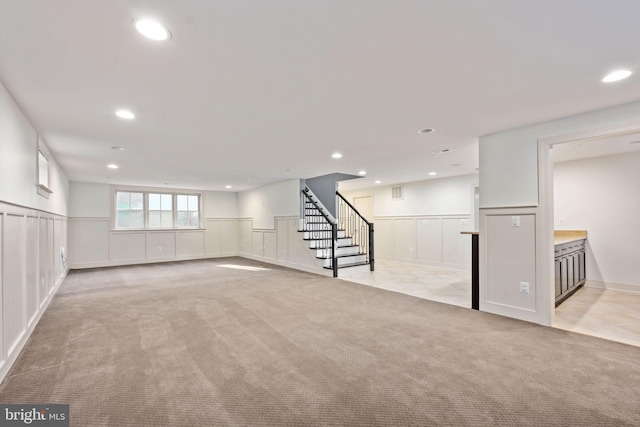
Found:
[173,194,177,228]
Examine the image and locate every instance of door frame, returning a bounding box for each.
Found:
[537,120,640,325]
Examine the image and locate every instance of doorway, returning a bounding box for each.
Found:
[540,125,640,346]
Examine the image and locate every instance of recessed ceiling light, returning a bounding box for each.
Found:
[358,170,367,176]
[225,185,232,189]
[115,110,135,120]
[107,164,119,169]
[602,70,632,83]
[134,19,171,41]
[431,148,451,155]
[428,172,437,176]
[450,163,461,167]
[374,180,381,184]
[332,153,343,159]
[418,128,435,134]
[112,146,125,151]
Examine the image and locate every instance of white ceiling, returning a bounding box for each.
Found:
[1,1,640,192]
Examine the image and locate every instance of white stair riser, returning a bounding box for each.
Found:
[303,230,346,239]
[337,263,371,275]
[308,237,352,248]
[323,254,367,268]
[315,246,361,258]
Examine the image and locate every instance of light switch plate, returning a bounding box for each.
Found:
[511,216,520,227]
[520,282,530,294]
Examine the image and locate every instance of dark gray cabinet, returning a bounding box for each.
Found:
[554,240,586,306]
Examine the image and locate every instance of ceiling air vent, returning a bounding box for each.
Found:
[391,185,404,200]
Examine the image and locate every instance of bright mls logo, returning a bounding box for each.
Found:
[1,405,69,426]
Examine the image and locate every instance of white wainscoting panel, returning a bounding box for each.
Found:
[484,213,537,311]
[25,216,38,326]
[416,218,442,264]
[38,217,49,306]
[69,218,110,267]
[0,202,69,383]
[263,231,276,261]
[221,219,238,255]
[252,231,264,258]
[238,219,252,255]
[111,232,146,263]
[69,218,240,269]
[205,219,222,255]
[0,215,3,366]
[276,218,289,262]
[3,214,26,356]
[176,231,205,257]
[442,218,471,268]
[147,232,177,260]
[393,218,417,261]
[374,215,471,270]
[237,216,330,276]
[374,219,393,259]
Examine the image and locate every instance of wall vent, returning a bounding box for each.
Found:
[391,185,404,200]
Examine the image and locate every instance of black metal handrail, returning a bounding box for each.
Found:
[336,191,374,271]
[301,187,338,277]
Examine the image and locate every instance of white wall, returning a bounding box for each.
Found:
[68,182,240,268]
[238,179,301,229]
[344,174,478,217]
[0,79,70,382]
[0,81,69,215]
[479,100,640,325]
[341,174,478,269]
[554,151,640,289]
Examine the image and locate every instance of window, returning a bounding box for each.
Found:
[177,195,199,227]
[38,150,49,188]
[114,191,201,229]
[148,193,173,228]
[36,147,53,199]
[116,192,144,228]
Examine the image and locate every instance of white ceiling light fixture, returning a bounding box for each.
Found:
[428,172,437,176]
[602,69,632,83]
[134,19,171,41]
[225,185,232,189]
[418,128,435,134]
[431,148,451,155]
[112,146,125,151]
[358,170,367,176]
[374,180,381,184]
[332,153,343,159]
[115,110,135,120]
[107,164,119,169]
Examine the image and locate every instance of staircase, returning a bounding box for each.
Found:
[300,186,373,277]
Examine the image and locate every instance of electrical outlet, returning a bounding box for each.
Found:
[511,216,520,227]
[519,282,530,294]
[157,246,162,252]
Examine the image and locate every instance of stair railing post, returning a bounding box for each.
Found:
[369,222,375,272]
[332,223,338,278]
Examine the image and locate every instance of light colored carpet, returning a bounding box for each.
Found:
[1,258,638,426]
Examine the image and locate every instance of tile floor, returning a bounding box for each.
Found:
[554,286,640,347]
[340,259,472,308]
[341,260,640,348]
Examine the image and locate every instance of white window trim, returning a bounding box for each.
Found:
[36,140,52,199]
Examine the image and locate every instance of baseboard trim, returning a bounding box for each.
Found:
[585,280,640,295]
[70,253,237,269]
